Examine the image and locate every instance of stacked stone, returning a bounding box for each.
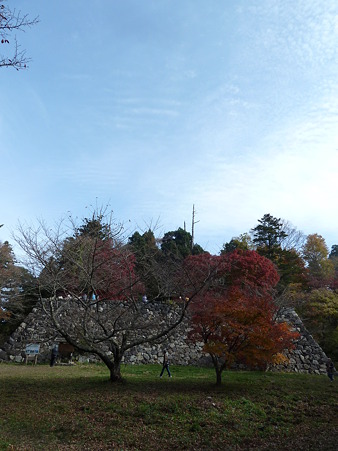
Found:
[0,302,330,374]
[0,306,57,364]
[120,337,206,366]
[268,308,329,375]
[0,302,206,365]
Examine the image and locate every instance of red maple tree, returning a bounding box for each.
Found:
[42,235,143,301]
[186,250,298,384]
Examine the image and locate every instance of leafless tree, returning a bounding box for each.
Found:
[280,220,306,252]
[13,210,206,382]
[0,1,38,70]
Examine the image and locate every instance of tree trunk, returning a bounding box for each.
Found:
[99,352,123,382]
[109,361,123,382]
[215,368,222,386]
[211,354,223,385]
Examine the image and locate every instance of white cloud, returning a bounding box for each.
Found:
[3,0,338,255]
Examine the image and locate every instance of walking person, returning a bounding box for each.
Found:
[326,358,335,382]
[160,350,172,378]
[50,345,58,367]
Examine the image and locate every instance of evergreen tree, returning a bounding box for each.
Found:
[161,227,204,260]
[251,214,307,292]
[251,214,287,259]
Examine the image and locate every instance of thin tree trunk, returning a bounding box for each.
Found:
[211,354,223,385]
[215,368,222,386]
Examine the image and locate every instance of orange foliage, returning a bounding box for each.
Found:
[187,250,299,381]
[271,353,290,365]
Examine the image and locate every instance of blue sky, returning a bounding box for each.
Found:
[1,0,338,254]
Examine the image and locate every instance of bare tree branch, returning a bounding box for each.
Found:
[0,2,39,70]
[13,209,211,382]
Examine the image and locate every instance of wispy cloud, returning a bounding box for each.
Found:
[2,0,338,254]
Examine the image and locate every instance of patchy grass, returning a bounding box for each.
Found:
[0,363,337,450]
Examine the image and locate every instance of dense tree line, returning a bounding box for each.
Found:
[222,213,338,361]
[1,210,337,382]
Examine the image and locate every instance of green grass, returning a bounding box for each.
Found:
[0,363,337,450]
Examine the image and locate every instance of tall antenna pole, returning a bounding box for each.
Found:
[191,204,200,250]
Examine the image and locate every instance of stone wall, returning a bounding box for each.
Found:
[0,301,330,375]
[268,308,329,375]
[0,301,206,366]
[0,303,58,364]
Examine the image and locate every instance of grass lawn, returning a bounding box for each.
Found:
[0,363,337,450]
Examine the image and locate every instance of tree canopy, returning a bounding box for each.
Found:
[0,240,37,343]
[186,250,297,384]
[302,234,334,288]
[220,233,253,254]
[251,213,288,259]
[329,245,338,259]
[297,288,338,362]
[14,212,209,381]
[161,227,205,260]
[248,214,307,292]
